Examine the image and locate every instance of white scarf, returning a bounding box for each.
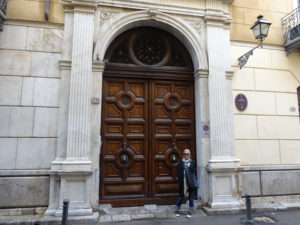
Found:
[183,158,191,168]
[182,159,191,197]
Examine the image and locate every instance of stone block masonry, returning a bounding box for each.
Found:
[0,24,63,209]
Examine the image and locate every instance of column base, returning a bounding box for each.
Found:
[207,158,242,210]
[45,160,93,217]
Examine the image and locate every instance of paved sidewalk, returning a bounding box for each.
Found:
[1,209,300,225]
[77,210,300,225]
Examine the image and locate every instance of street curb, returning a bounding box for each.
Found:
[0,212,99,225]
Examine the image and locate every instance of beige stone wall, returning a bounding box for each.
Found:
[6,0,64,23]
[231,43,300,165]
[0,24,63,208]
[230,0,294,45]
[0,24,63,170]
[231,0,300,166]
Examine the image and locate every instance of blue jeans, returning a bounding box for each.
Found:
[175,189,195,211]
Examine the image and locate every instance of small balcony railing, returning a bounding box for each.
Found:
[282,6,300,54]
[0,0,8,31]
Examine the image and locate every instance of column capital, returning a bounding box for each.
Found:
[63,0,97,12]
[204,13,231,27]
[92,61,105,72]
[194,69,209,79]
[59,60,72,71]
[226,70,234,80]
[219,0,234,4]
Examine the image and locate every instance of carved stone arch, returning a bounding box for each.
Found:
[93,10,208,71]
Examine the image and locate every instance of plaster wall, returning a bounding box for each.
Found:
[231,43,300,166]
[230,0,294,45]
[0,24,63,208]
[6,0,64,23]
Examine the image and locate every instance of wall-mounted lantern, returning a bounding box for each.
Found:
[238,15,272,69]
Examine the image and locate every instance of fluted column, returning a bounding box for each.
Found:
[207,25,234,159]
[205,0,237,163]
[46,4,96,217]
[67,6,95,160]
[205,0,241,210]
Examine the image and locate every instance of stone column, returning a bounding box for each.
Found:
[46,3,96,217]
[205,0,241,210]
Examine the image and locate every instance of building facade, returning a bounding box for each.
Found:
[0,0,299,218]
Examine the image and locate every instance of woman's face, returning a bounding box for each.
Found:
[183,150,191,160]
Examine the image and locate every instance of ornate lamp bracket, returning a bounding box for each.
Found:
[0,0,8,31]
[238,42,262,69]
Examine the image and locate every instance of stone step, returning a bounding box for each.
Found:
[98,201,206,222]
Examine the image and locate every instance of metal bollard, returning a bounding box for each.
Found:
[62,199,69,225]
[245,193,252,222]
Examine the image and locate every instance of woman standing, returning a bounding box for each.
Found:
[175,149,198,218]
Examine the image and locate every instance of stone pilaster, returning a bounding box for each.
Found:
[67,6,95,161]
[205,0,241,209]
[89,61,105,209]
[194,69,210,204]
[46,3,96,217]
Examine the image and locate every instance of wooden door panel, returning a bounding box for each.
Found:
[101,78,148,199]
[101,78,195,204]
[151,80,195,197]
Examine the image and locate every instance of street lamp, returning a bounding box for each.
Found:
[238,15,272,69]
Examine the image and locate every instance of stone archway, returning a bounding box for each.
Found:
[92,9,209,205]
[99,27,196,206]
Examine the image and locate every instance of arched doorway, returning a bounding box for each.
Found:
[100,27,196,206]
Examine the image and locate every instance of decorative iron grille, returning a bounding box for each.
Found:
[282,6,300,43]
[0,0,8,31]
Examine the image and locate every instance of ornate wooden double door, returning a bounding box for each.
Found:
[99,27,196,206]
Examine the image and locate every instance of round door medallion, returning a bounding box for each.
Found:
[115,91,135,110]
[163,92,182,111]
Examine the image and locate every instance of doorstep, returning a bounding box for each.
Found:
[98,200,206,222]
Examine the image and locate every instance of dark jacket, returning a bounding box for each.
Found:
[177,159,197,193]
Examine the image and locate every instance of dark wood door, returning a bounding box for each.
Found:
[100,78,149,205]
[151,80,195,199]
[100,27,195,206]
[100,78,195,206]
